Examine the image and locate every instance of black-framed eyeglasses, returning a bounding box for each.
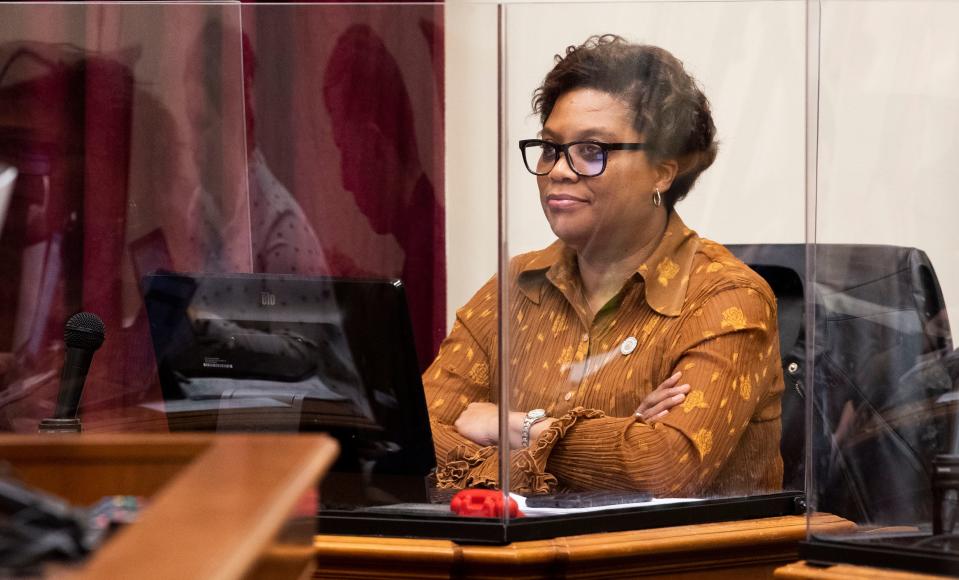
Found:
[518,139,648,177]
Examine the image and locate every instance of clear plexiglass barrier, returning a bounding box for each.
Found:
[0,0,805,546]
[5,0,954,560]
[495,0,805,538]
[802,0,959,575]
[0,0,457,540]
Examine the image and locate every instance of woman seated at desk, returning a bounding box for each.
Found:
[425,35,784,498]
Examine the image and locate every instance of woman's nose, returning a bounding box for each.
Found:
[548,151,578,181]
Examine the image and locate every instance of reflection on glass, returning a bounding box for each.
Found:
[426,36,784,501]
[143,272,370,432]
[0,162,14,235]
[319,20,446,371]
[810,247,952,525]
[801,0,959,573]
[143,271,435,508]
[0,3,446,440]
[0,33,146,432]
[182,21,327,277]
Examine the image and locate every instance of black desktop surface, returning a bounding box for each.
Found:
[142,272,436,506]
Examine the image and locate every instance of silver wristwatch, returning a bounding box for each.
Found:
[521,408,548,447]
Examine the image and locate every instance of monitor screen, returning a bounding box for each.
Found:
[143,272,436,506]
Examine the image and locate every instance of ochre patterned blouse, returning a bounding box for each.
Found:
[424,211,784,497]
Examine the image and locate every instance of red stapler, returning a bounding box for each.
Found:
[449,489,523,518]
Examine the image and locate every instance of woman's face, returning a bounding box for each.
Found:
[537,88,674,256]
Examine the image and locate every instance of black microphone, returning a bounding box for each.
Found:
[38,312,105,433]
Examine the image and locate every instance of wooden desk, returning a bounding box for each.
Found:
[314,513,853,579]
[0,433,338,580]
[776,561,955,580]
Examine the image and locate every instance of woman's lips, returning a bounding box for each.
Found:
[546,194,588,211]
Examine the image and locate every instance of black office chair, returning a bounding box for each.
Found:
[728,243,953,525]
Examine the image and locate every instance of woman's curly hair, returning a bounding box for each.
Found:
[532,35,718,210]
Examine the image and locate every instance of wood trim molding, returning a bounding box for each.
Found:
[314,513,853,579]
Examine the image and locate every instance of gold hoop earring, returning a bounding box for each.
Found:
[652,188,662,207]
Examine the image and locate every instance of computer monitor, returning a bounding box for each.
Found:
[143,272,436,506]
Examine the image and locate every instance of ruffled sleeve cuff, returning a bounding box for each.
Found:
[435,444,498,489]
[434,407,606,494]
[530,406,606,462]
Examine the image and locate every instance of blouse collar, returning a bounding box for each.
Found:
[517,211,700,317]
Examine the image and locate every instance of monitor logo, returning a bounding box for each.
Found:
[260,292,276,306]
[203,357,233,370]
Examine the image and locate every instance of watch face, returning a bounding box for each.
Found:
[528,409,547,420]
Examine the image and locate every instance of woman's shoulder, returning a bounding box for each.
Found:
[455,243,562,309]
[691,238,777,304]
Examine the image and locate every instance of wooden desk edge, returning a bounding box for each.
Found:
[57,434,338,580]
[314,513,853,575]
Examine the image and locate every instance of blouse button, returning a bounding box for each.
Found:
[581,333,589,343]
[564,391,573,401]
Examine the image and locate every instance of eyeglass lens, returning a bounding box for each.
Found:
[526,142,605,177]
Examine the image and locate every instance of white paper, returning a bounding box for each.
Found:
[511,493,703,517]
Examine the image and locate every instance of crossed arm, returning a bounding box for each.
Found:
[451,371,689,449]
[424,286,780,495]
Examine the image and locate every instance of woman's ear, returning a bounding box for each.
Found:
[655,159,679,193]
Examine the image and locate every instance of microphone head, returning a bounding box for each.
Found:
[64,312,105,351]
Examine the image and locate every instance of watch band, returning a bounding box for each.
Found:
[521,409,548,447]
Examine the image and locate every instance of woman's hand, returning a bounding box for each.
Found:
[454,402,500,446]
[634,371,690,423]
[455,403,559,449]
